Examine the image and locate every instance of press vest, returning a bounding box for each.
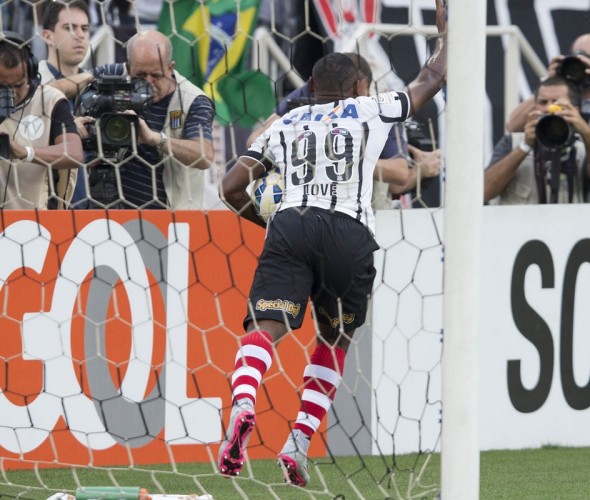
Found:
[38,59,80,208]
[0,85,67,208]
[161,71,209,210]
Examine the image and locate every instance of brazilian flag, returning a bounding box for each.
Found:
[158,0,275,127]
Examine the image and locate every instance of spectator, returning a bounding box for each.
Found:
[218,0,447,486]
[0,33,82,209]
[39,0,91,208]
[485,76,590,204]
[51,30,215,209]
[247,52,441,210]
[507,34,590,132]
[40,0,90,82]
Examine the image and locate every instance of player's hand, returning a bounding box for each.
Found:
[435,0,447,34]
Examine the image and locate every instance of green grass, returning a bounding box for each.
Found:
[1,447,589,499]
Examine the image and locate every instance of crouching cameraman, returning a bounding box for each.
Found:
[52,30,215,210]
[485,76,590,205]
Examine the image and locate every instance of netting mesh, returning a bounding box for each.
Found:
[0,0,446,498]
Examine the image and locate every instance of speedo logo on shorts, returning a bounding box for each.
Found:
[319,306,355,328]
[256,299,301,318]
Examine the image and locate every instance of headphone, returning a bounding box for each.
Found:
[0,31,39,82]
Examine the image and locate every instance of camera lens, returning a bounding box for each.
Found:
[559,56,587,86]
[104,115,131,143]
[536,114,572,150]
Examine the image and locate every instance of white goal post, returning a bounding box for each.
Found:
[442,0,485,498]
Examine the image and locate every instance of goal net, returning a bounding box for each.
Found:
[0,0,461,498]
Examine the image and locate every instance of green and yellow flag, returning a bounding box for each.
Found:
[158,0,275,126]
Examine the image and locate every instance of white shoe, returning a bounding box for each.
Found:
[218,399,255,477]
[278,429,311,486]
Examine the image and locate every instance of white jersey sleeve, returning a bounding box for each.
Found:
[369,90,411,122]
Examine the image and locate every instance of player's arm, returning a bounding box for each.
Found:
[221,154,267,228]
[404,0,447,116]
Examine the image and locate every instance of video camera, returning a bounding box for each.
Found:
[558,51,590,88]
[0,84,15,159]
[535,104,574,151]
[77,75,152,207]
[78,75,152,155]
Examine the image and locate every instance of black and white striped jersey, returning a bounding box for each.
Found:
[246,91,410,233]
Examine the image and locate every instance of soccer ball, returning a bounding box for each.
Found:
[252,168,284,222]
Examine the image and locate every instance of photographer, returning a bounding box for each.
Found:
[0,34,83,209]
[51,30,214,209]
[485,76,590,205]
[507,34,590,132]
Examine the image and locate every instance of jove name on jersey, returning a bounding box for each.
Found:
[303,183,338,196]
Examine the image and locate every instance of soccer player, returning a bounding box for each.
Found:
[219,0,447,487]
[246,53,442,208]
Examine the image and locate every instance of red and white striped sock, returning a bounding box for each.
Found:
[293,343,346,438]
[231,330,274,405]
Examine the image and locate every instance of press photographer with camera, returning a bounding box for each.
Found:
[485,76,590,205]
[507,34,590,132]
[0,33,83,209]
[51,30,215,209]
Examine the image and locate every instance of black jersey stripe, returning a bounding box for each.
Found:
[355,121,370,221]
[398,91,410,120]
[300,125,310,207]
[280,130,296,207]
[329,122,338,210]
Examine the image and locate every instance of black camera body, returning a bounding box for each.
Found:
[558,52,590,87]
[535,109,573,151]
[78,75,152,155]
[77,75,152,207]
[0,84,15,159]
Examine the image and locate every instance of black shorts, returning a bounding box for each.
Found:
[245,207,379,333]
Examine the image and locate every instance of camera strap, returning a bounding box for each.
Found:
[534,145,577,203]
